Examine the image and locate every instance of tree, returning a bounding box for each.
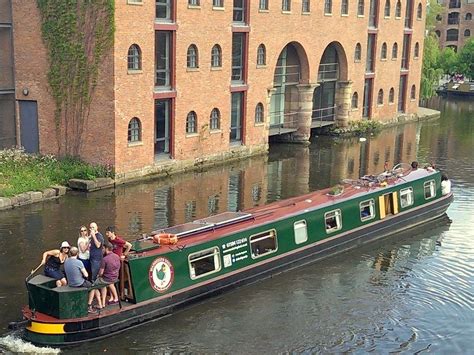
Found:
[421,33,443,99]
[439,47,459,75]
[425,0,443,33]
[457,38,474,80]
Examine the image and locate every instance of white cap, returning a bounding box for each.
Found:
[60,241,71,249]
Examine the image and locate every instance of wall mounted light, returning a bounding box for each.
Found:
[22,88,29,96]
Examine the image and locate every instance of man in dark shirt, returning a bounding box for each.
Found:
[105,226,132,259]
[89,222,104,281]
[95,242,121,306]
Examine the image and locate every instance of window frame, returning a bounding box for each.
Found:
[325,209,342,233]
[324,0,332,14]
[400,187,414,208]
[156,0,173,21]
[128,117,142,143]
[211,44,222,68]
[188,246,222,280]
[360,199,375,221]
[127,44,142,71]
[294,220,308,244]
[257,44,266,66]
[249,229,278,259]
[354,43,362,61]
[282,0,292,11]
[352,92,359,108]
[377,89,384,105]
[358,0,364,16]
[210,108,221,130]
[424,180,436,200]
[302,0,310,12]
[341,0,349,15]
[186,111,197,134]
[255,103,264,123]
[384,0,390,17]
[381,42,387,59]
[187,44,199,69]
[259,0,269,10]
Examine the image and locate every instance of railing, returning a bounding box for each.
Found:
[273,65,301,85]
[317,63,339,82]
[312,106,336,123]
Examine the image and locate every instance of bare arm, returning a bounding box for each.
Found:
[81,267,88,279]
[41,249,59,265]
[91,231,101,248]
[124,241,132,256]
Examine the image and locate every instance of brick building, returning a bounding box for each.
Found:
[434,0,474,51]
[3,0,425,182]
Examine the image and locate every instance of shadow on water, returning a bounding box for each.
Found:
[0,97,473,352]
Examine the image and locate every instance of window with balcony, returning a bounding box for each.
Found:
[231,33,245,83]
[155,31,172,89]
[156,0,173,21]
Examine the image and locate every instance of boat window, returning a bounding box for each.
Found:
[188,247,221,280]
[325,209,342,233]
[424,180,436,199]
[250,230,278,258]
[294,220,308,244]
[360,199,375,221]
[400,187,414,207]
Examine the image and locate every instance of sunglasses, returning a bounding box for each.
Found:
[80,229,87,232]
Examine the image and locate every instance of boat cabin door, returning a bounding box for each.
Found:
[378,191,399,219]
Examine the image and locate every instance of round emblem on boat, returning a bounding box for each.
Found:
[149,257,174,293]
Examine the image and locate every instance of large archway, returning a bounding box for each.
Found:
[312,42,350,127]
[269,42,310,137]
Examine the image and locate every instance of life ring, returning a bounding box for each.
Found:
[152,233,178,245]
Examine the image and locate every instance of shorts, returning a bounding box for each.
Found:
[81,280,93,288]
[93,276,116,287]
[44,267,65,280]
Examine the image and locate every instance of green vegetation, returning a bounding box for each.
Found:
[37,0,114,156]
[0,149,113,197]
[332,120,382,136]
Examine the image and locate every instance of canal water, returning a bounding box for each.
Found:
[0,97,473,353]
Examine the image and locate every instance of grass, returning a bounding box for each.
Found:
[0,149,114,197]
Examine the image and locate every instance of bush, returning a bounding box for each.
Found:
[331,120,382,136]
[0,149,114,197]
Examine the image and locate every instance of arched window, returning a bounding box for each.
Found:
[186,111,197,134]
[354,43,362,61]
[465,29,471,37]
[410,85,416,100]
[414,42,420,58]
[436,14,442,21]
[187,45,199,69]
[389,88,395,103]
[395,0,401,17]
[417,3,422,19]
[127,44,142,70]
[210,108,220,130]
[211,44,222,68]
[377,89,384,105]
[324,0,332,14]
[128,118,142,143]
[358,0,364,15]
[341,0,349,15]
[352,92,358,108]
[447,29,459,41]
[384,0,390,17]
[466,13,472,21]
[255,103,264,123]
[381,42,387,59]
[392,43,398,59]
[257,44,266,66]
[435,30,441,37]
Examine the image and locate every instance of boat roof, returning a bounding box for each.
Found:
[131,168,438,257]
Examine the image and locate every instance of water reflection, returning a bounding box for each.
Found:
[0,97,473,353]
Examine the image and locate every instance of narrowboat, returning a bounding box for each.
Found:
[16,164,453,346]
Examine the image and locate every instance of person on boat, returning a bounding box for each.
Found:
[89,222,104,281]
[94,242,121,306]
[441,174,452,195]
[40,241,70,287]
[105,226,132,259]
[64,247,103,313]
[77,226,91,276]
[411,161,419,170]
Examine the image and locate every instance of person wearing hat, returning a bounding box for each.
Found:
[40,241,70,287]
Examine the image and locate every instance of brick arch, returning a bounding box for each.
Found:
[274,41,311,84]
[317,41,349,81]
